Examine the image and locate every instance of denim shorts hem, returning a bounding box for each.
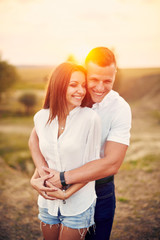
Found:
[62,222,95,229]
[39,218,95,229]
[38,216,59,226]
[38,200,96,229]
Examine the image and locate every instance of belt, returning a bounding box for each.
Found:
[96,175,114,186]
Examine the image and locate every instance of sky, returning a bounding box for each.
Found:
[0,0,160,68]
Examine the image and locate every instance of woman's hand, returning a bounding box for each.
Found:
[30,171,58,200]
[46,189,65,200]
[45,181,66,200]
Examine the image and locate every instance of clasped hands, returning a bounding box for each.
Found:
[30,166,65,200]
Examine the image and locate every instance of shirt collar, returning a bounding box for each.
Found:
[54,107,81,121]
[68,106,81,119]
[92,90,119,110]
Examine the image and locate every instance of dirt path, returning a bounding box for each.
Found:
[110,114,160,239]
[0,125,32,134]
[0,157,43,240]
[0,152,159,240]
[111,156,160,240]
[125,112,160,161]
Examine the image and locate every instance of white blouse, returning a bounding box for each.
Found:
[34,107,101,216]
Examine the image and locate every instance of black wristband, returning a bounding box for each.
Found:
[60,171,67,187]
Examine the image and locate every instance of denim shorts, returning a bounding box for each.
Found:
[38,200,96,229]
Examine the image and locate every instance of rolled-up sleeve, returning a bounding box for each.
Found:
[107,104,132,146]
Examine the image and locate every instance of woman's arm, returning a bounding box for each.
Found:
[31,168,87,200]
[46,182,87,200]
[28,128,48,177]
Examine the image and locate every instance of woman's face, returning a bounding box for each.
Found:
[66,71,86,111]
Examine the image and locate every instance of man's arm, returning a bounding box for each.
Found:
[59,99,131,186]
[66,141,127,183]
[28,127,48,177]
[28,128,128,187]
[46,141,128,188]
[31,168,87,200]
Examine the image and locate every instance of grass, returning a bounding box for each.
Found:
[0,131,33,174]
[13,81,46,90]
[0,115,33,125]
[0,91,43,120]
[121,154,160,171]
[151,110,160,123]
[117,197,130,203]
[15,66,53,90]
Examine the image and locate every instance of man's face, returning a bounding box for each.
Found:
[86,61,117,103]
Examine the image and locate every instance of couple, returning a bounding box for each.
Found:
[29,47,132,240]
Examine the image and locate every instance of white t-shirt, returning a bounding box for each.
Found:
[34,107,101,216]
[92,90,132,158]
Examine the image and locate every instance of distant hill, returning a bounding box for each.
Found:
[16,65,54,68]
[113,68,160,110]
[16,65,160,110]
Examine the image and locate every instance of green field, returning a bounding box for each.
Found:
[14,65,53,90]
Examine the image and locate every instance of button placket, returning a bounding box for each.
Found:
[50,119,62,214]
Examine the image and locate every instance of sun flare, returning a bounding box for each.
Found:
[70,46,92,65]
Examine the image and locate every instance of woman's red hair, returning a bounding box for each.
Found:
[43,62,87,123]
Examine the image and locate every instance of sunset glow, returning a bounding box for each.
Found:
[0,0,160,68]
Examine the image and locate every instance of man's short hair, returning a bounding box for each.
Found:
[85,47,116,67]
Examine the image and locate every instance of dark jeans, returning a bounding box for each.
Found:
[85,181,116,240]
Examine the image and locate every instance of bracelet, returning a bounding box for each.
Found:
[60,171,68,187]
[62,189,66,204]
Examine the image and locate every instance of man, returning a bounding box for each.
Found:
[29,47,131,240]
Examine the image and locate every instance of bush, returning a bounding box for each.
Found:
[19,93,37,115]
[0,60,19,101]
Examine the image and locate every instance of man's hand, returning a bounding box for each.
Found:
[30,173,58,200]
[42,166,62,188]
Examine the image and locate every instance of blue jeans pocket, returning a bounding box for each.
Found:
[98,192,113,199]
[96,181,114,198]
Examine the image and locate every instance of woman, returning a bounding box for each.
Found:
[30,62,101,240]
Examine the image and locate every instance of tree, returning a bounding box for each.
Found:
[19,93,37,115]
[0,60,19,101]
